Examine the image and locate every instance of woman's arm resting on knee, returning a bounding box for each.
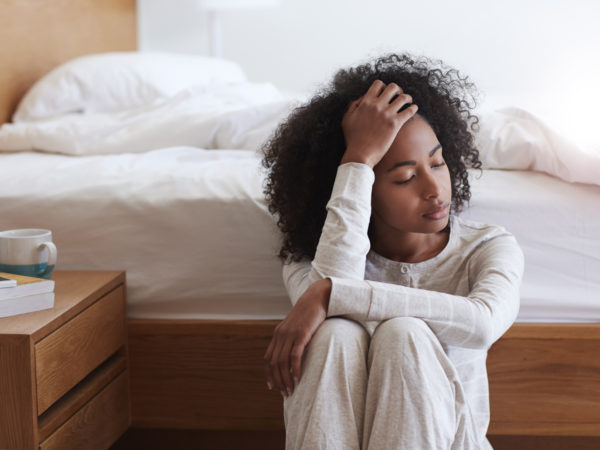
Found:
[327,235,524,349]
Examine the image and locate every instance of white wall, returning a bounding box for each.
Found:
[138,0,600,146]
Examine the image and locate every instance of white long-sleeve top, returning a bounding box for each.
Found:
[282,162,524,441]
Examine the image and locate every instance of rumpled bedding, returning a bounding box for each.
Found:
[0,82,598,187]
[0,82,296,155]
[475,107,600,186]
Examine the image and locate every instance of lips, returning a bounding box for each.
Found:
[423,203,449,220]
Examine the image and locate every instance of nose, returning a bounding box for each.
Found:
[421,169,442,199]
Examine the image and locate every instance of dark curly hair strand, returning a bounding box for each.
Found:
[262,53,482,263]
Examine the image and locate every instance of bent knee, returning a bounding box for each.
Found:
[373,317,434,343]
[309,317,369,351]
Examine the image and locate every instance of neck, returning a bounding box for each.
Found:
[370,223,450,264]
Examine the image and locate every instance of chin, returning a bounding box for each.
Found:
[419,215,450,234]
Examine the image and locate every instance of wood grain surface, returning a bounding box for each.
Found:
[128,319,284,429]
[0,334,38,449]
[128,320,600,436]
[40,371,130,450]
[488,329,600,435]
[38,353,128,442]
[36,286,126,414]
[0,270,126,338]
[112,429,600,450]
[0,270,127,449]
[0,0,136,125]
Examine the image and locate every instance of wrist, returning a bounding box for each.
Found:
[308,278,331,311]
[320,278,332,311]
[340,150,375,168]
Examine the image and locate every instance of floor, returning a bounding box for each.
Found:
[111,429,600,449]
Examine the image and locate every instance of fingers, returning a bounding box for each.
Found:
[364,79,386,100]
[395,101,419,123]
[268,333,288,396]
[263,334,276,391]
[390,91,416,114]
[264,328,300,398]
[377,82,403,105]
[362,80,416,115]
[276,338,295,396]
[290,340,305,386]
[263,294,327,399]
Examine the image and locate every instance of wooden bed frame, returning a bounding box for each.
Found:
[2,1,599,448]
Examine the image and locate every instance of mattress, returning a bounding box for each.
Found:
[463,169,600,322]
[0,148,598,322]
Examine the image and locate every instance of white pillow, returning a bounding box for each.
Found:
[13,52,248,122]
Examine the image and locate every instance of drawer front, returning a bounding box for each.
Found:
[39,370,130,450]
[35,286,126,414]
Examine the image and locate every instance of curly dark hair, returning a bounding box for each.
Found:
[262,53,481,263]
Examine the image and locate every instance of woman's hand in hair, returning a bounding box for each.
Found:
[341,79,418,168]
[263,277,332,398]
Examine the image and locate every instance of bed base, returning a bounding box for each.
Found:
[127,320,600,440]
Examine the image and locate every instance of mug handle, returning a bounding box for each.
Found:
[38,241,57,278]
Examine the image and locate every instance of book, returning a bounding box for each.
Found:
[0,272,54,301]
[0,291,55,318]
[0,275,18,288]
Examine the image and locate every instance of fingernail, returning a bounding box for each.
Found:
[293,376,299,386]
[287,388,292,397]
[267,381,273,390]
[280,390,286,398]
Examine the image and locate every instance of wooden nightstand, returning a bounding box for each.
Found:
[0,270,130,450]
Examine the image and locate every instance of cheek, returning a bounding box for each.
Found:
[440,168,452,195]
[372,184,414,215]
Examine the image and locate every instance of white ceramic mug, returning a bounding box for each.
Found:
[0,229,57,279]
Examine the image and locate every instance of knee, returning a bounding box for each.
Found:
[372,317,435,348]
[309,317,369,355]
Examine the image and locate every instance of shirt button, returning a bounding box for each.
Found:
[400,265,409,274]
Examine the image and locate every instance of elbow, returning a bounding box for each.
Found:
[472,305,517,350]
[475,322,495,349]
[466,306,497,349]
[467,294,519,349]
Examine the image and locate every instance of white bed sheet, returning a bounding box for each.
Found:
[463,169,600,322]
[0,149,598,322]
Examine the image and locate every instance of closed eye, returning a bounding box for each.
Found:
[394,175,415,185]
[432,162,446,168]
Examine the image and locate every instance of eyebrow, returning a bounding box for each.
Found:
[387,144,442,172]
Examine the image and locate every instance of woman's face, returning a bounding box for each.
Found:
[371,114,452,236]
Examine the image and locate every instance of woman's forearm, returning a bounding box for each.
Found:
[283,163,374,304]
[326,236,524,349]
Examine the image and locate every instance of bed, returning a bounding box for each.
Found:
[1,1,599,449]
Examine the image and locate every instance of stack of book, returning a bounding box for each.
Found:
[0,272,55,318]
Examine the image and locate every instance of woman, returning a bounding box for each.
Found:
[262,53,523,449]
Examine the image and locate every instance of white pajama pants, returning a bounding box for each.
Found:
[283,317,489,450]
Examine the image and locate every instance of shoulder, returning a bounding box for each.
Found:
[450,217,524,283]
[451,215,523,264]
[452,215,516,246]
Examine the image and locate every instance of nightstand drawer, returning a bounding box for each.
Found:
[39,370,129,450]
[35,286,126,414]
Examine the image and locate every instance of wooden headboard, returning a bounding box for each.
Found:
[0,0,137,125]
